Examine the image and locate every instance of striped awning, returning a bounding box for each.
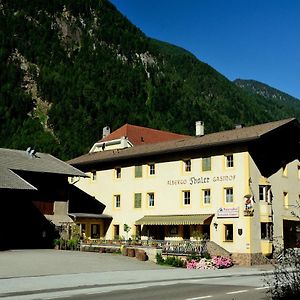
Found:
[135,214,213,225]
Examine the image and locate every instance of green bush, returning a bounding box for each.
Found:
[156,253,165,265]
[156,253,185,268]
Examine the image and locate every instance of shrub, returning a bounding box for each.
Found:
[266,248,300,299]
[156,253,185,267]
[156,253,165,265]
[186,252,200,262]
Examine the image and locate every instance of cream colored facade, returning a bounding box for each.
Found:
[74,148,300,263]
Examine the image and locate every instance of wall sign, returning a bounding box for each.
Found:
[167,175,236,186]
[217,207,239,218]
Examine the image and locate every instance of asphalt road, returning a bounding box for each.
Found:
[58,283,270,300]
[0,250,274,300]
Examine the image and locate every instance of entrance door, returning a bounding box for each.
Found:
[183,225,190,240]
[113,225,120,240]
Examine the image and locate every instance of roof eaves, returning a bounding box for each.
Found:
[71,135,259,167]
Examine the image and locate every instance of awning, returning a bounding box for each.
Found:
[135,214,213,225]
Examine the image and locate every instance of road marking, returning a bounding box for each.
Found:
[255,286,269,290]
[185,296,212,300]
[226,289,248,294]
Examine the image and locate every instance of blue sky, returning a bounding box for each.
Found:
[110,0,300,99]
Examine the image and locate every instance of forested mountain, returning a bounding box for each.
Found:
[1,0,299,160]
[234,79,300,118]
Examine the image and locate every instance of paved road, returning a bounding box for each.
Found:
[0,250,274,300]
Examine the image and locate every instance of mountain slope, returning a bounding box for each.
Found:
[0,0,299,159]
[234,79,300,117]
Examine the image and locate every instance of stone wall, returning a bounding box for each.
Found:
[231,252,271,266]
[206,241,231,258]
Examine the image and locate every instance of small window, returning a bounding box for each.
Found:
[225,154,234,168]
[114,195,121,208]
[91,171,97,181]
[202,157,211,171]
[283,191,288,208]
[135,165,143,178]
[261,222,273,240]
[203,189,211,204]
[259,185,272,203]
[224,187,233,203]
[91,224,100,238]
[298,165,300,180]
[134,193,142,208]
[148,193,155,207]
[149,163,155,175]
[224,224,233,241]
[183,190,191,205]
[184,159,191,172]
[282,165,288,177]
[115,167,121,179]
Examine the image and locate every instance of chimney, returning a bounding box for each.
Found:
[195,121,204,136]
[102,126,110,139]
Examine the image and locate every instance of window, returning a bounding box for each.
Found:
[135,165,143,178]
[148,193,155,207]
[115,167,121,179]
[149,163,155,175]
[91,224,100,238]
[224,224,233,241]
[261,222,273,240]
[203,189,211,204]
[259,185,272,203]
[184,159,191,172]
[169,225,178,235]
[224,187,233,203]
[134,193,142,208]
[283,191,288,208]
[225,154,234,168]
[202,157,211,171]
[298,165,300,180]
[91,171,97,181]
[183,190,191,205]
[282,165,288,177]
[114,195,121,208]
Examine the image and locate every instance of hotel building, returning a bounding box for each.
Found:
[69,118,300,265]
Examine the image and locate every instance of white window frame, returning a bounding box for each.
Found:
[259,185,272,203]
[203,189,211,204]
[225,154,234,168]
[183,190,191,205]
[114,195,121,208]
[184,159,191,172]
[149,163,155,175]
[148,193,155,207]
[224,187,233,203]
[115,167,121,179]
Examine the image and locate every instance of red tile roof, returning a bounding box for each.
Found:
[99,124,190,145]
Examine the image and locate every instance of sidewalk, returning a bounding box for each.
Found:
[0,249,274,298]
